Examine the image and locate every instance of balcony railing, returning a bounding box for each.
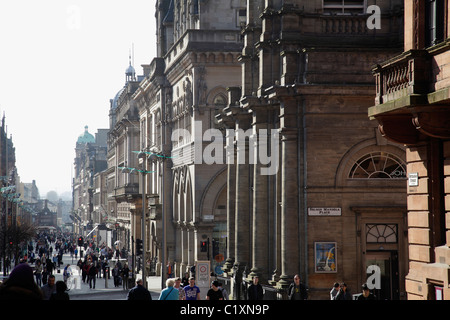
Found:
[372,50,430,106]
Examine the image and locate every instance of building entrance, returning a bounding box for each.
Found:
[365,251,400,300]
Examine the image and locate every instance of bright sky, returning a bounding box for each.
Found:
[0,1,156,198]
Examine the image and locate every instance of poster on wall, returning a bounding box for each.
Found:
[314,242,337,273]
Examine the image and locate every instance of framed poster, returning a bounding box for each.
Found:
[314,242,337,273]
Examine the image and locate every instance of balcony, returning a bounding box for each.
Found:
[369,45,450,144]
[371,49,430,110]
[113,183,139,201]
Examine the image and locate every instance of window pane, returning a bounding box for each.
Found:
[349,152,406,179]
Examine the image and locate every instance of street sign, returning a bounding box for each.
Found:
[308,207,341,216]
[196,261,210,296]
[408,172,419,187]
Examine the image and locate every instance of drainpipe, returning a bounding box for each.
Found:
[300,98,308,285]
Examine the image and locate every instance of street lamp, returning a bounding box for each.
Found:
[119,152,154,288]
[142,150,169,290]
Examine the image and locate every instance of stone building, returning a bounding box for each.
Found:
[105,59,144,256]
[131,0,243,281]
[35,200,57,230]
[369,0,450,300]
[72,126,108,236]
[218,0,408,300]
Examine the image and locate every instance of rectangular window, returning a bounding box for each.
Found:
[323,0,365,14]
[425,0,445,47]
[237,8,246,27]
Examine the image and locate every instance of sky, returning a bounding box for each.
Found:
[0,1,157,199]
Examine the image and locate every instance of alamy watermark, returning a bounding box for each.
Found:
[172,121,279,176]
[367,5,381,30]
[366,265,381,290]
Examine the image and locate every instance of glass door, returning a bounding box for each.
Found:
[365,251,399,300]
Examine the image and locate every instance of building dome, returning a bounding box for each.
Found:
[77,126,95,144]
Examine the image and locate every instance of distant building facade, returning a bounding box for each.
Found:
[131,0,242,280]
[72,126,108,235]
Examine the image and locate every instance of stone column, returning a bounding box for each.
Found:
[278,98,301,288]
[249,107,270,282]
[233,113,252,299]
[224,145,236,273]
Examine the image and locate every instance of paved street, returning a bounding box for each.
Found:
[1,251,162,300]
[54,252,162,300]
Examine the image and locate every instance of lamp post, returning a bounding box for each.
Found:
[119,152,153,289]
[140,150,169,290]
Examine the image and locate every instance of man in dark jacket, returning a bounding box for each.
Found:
[248,276,264,300]
[357,284,376,300]
[288,274,308,300]
[127,279,152,300]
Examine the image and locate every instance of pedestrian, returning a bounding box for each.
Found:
[184,277,201,300]
[88,262,97,289]
[4,257,10,275]
[82,261,89,283]
[174,277,186,300]
[0,263,43,300]
[112,264,120,287]
[357,284,377,300]
[127,279,152,300]
[181,272,189,287]
[34,260,43,287]
[63,264,72,284]
[50,281,70,300]
[287,274,308,300]
[122,264,130,290]
[218,282,228,300]
[330,282,340,300]
[206,280,223,300]
[41,274,57,300]
[42,266,49,285]
[247,276,264,300]
[167,261,174,278]
[159,278,179,300]
[46,257,54,275]
[335,282,352,300]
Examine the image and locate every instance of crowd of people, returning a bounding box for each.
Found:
[0,231,132,300]
[330,281,377,300]
[0,231,378,301]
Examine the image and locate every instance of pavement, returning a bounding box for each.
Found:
[2,251,163,300]
[56,253,163,299]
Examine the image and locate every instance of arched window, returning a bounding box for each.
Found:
[366,224,398,243]
[349,152,406,179]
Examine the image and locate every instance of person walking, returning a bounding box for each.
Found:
[112,264,120,287]
[34,260,43,287]
[330,282,340,300]
[41,275,57,300]
[184,277,201,300]
[247,276,264,300]
[127,279,152,300]
[288,274,308,300]
[335,282,352,300]
[50,281,70,300]
[159,278,179,300]
[357,284,377,300]
[122,264,130,290]
[88,262,97,289]
[63,264,72,285]
[218,282,228,300]
[174,277,186,300]
[206,281,223,300]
